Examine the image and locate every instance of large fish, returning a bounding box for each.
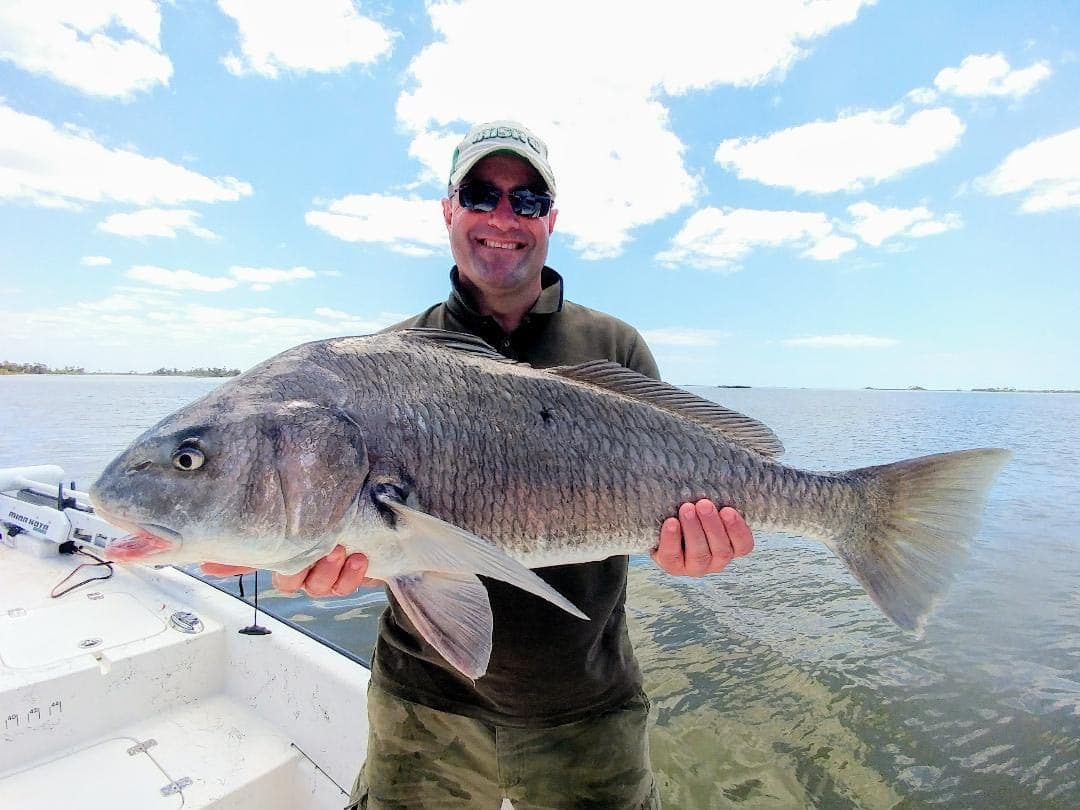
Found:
[91,329,1010,678]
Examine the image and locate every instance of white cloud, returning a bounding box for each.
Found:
[306,194,448,256]
[715,104,965,194]
[977,127,1080,213]
[783,335,898,348]
[397,0,876,257]
[0,289,405,371]
[230,266,317,284]
[229,265,317,292]
[0,1,172,98]
[315,307,351,319]
[310,306,407,335]
[0,102,253,209]
[934,53,1051,99]
[81,256,112,266]
[640,328,729,347]
[128,265,238,292]
[218,0,396,77]
[125,264,325,293]
[656,207,857,270]
[804,233,861,261]
[906,87,939,106]
[98,208,219,239]
[658,200,960,269]
[845,202,961,246]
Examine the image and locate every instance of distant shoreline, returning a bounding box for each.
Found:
[863,386,1080,394]
[703,384,1080,394]
[3,363,1076,393]
[1,362,240,378]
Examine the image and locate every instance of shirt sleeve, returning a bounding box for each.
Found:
[624,331,661,381]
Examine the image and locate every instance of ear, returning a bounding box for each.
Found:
[263,405,369,538]
[442,196,453,232]
[546,206,557,235]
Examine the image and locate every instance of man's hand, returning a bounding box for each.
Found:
[651,500,754,576]
[199,545,380,596]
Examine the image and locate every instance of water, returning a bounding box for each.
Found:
[1,375,1077,808]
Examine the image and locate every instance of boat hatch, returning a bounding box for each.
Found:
[0,736,185,807]
[0,592,166,669]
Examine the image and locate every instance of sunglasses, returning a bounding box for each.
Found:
[454,182,554,218]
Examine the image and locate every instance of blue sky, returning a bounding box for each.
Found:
[1,0,1077,389]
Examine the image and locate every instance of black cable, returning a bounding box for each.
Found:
[51,545,114,597]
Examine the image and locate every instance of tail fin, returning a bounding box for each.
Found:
[830,448,1010,636]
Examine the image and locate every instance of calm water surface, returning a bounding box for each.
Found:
[1,375,1077,808]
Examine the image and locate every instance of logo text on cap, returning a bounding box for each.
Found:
[471,126,543,156]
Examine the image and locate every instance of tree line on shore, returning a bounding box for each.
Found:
[1,361,240,377]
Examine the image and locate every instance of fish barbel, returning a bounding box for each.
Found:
[91,329,1010,678]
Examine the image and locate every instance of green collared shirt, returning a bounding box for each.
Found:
[372,266,660,727]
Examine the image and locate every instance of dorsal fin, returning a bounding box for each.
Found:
[397,328,783,457]
[397,328,514,361]
[547,361,783,457]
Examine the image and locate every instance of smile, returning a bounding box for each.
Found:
[478,238,524,250]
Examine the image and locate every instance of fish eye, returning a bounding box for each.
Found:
[171,443,205,471]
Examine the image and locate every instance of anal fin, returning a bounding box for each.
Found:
[386,572,492,680]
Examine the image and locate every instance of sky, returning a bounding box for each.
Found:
[1,0,1078,389]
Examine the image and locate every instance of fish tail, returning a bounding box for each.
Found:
[828,448,1010,636]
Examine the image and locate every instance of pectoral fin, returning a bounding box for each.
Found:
[375,489,588,621]
[386,572,492,680]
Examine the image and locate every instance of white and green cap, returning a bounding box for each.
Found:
[448,120,556,195]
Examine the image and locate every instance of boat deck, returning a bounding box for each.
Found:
[0,542,370,809]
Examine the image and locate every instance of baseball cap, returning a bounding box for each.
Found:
[448,120,556,195]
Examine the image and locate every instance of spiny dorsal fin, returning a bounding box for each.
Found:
[398,328,515,361]
[548,361,784,458]
[398,328,783,457]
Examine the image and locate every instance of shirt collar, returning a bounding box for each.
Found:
[446,266,564,325]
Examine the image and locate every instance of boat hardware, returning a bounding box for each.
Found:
[169,610,204,634]
[238,571,271,636]
[77,637,102,649]
[160,777,193,796]
[127,738,158,756]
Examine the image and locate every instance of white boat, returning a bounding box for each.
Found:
[0,465,371,809]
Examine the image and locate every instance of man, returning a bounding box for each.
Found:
[204,121,754,809]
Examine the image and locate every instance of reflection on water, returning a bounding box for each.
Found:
[2,376,1078,808]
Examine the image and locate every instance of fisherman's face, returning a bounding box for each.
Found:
[443,154,558,299]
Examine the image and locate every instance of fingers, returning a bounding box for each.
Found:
[681,500,719,576]
[651,516,687,574]
[330,553,376,595]
[200,562,256,577]
[653,501,756,577]
[270,546,379,596]
[719,506,754,558]
[298,545,349,596]
[271,567,312,593]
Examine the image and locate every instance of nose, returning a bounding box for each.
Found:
[486,192,520,230]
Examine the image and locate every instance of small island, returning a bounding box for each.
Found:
[1,361,240,378]
[970,387,1080,394]
[864,385,1079,394]
[148,366,242,378]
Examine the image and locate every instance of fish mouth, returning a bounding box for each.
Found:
[97,509,183,561]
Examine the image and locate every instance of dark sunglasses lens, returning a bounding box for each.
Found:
[508,190,552,218]
[458,184,500,212]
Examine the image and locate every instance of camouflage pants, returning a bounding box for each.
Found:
[347,681,660,810]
